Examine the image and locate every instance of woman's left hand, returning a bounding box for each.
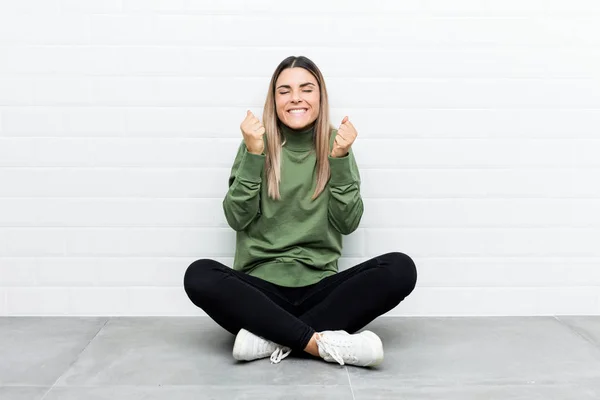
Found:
[330,116,358,158]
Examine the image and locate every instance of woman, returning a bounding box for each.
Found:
[184,56,417,367]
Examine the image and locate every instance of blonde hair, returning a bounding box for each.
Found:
[263,56,333,200]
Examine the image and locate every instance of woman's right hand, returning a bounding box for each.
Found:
[240,111,265,155]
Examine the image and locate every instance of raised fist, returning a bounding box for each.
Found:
[240,110,265,155]
[330,116,357,158]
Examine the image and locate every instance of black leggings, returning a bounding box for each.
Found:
[183,252,417,352]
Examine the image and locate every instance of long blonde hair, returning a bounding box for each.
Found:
[263,56,333,200]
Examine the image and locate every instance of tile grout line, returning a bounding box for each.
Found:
[553,316,600,350]
[39,317,110,400]
[345,366,356,400]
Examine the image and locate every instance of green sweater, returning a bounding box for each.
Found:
[222,123,363,287]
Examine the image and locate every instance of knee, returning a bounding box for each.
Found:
[380,252,417,299]
[183,259,224,295]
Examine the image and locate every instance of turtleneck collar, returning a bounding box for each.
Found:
[280,123,315,151]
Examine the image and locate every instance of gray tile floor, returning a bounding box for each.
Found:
[1,316,600,399]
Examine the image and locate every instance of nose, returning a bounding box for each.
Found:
[292,91,302,103]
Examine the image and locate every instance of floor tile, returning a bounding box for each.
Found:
[55,317,349,386]
[0,318,107,385]
[348,317,600,387]
[556,316,600,348]
[45,385,353,400]
[0,387,49,400]
[353,382,600,400]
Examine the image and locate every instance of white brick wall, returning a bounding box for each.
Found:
[0,0,599,316]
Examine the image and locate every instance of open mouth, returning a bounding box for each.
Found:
[287,108,308,116]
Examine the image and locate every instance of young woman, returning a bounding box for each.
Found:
[184,56,417,367]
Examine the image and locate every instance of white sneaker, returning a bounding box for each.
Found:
[315,330,384,367]
[232,328,291,364]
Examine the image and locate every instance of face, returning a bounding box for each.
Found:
[274,67,320,130]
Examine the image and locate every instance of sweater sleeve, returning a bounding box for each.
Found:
[327,145,364,235]
[222,141,265,231]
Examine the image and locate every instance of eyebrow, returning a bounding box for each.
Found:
[276,82,316,90]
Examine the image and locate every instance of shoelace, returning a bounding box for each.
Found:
[315,334,351,366]
[270,346,291,364]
